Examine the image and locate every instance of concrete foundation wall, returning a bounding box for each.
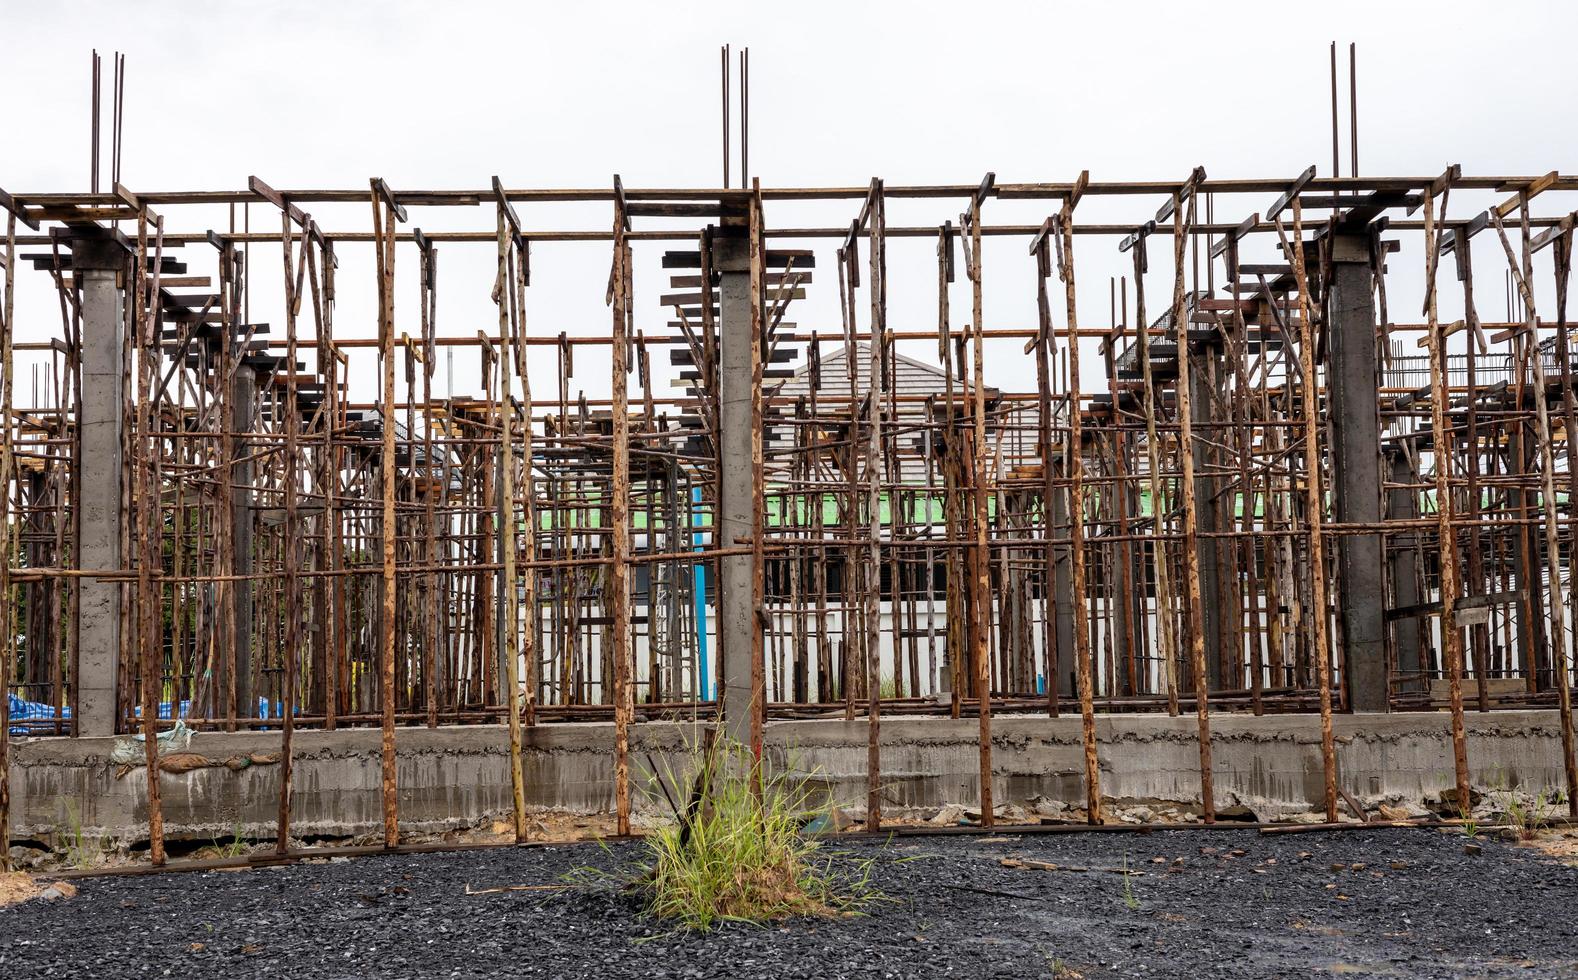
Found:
[8,711,1574,843]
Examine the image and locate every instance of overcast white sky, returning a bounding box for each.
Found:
[4,0,1576,408]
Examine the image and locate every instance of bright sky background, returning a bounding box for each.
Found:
[3,0,1576,408]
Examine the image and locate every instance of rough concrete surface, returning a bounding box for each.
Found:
[8,710,1577,844]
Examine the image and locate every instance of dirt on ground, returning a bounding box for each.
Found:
[0,873,40,907]
[2,827,1577,978]
[1524,827,1578,863]
[7,809,633,873]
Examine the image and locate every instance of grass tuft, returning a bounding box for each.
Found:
[1119,851,1140,910]
[1500,787,1554,841]
[62,800,105,870]
[629,738,877,931]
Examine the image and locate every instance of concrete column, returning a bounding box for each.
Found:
[1385,444,1423,691]
[231,365,257,715]
[1512,423,1549,688]
[714,230,757,745]
[1327,233,1388,711]
[23,470,54,689]
[1189,348,1224,689]
[73,236,128,737]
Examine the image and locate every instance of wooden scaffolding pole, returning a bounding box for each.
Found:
[495,187,528,842]
[371,181,402,847]
[964,177,994,827]
[1048,176,1103,824]
[1169,187,1215,823]
[1280,200,1338,823]
[610,183,634,837]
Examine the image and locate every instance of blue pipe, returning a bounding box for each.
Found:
[691,485,711,702]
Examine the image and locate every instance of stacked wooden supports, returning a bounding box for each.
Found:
[3,172,1578,859]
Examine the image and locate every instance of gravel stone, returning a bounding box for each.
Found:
[1,829,1575,978]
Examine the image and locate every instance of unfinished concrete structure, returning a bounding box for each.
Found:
[2,76,1578,860]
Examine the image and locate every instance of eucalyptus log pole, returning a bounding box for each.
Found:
[1550,229,1578,817]
[134,211,166,864]
[419,240,439,730]
[1033,244,1058,718]
[1050,196,1103,824]
[1493,198,1575,816]
[275,207,305,853]
[497,202,528,842]
[1418,189,1472,810]
[965,191,994,827]
[609,194,634,837]
[748,182,768,764]
[513,238,539,733]
[1169,192,1214,822]
[935,227,963,719]
[1130,237,1179,716]
[864,182,886,830]
[1282,200,1338,823]
[372,185,400,847]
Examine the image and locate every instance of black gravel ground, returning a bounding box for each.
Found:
[2,828,1576,979]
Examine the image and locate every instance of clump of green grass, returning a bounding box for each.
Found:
[1119,851,1140,910]
[631,738,876,931]
[1453,795,1479,839]
[61,800,105,870]
[213,821,248,859]
[1500,787,1554,841]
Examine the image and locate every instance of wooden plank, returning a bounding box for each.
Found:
[1265,165,1317,222]
[371,178,408,223]
[668,272,808,288]
[1387,588,1523,622]
[0,185,41,230]
[1493,170,1558,218]
[624,202,722,218]
[661,287,803,306]
[1415,319,1466,348]
[1210,213,1257,259]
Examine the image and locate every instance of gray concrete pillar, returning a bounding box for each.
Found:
[714,230,757,745]
[1327,233,1388,711]
[230,365,257,716]
[1512,423,1549,688]
[1385,444,1424,691]
[1188,348,1224,689]
[73,235,128,736]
